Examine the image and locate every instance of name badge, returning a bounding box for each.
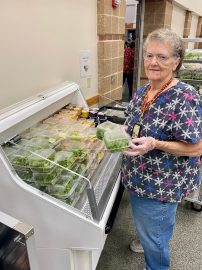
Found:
[132,123,141,138]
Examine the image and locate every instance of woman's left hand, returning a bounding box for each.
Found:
[123,136,156,156]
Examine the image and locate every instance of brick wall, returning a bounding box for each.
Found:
[97,0,125,104]
[144,0,173,37]
[195,17,202,49]
[97,0,202,97]
[183,11,192,49]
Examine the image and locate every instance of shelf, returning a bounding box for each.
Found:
[181,39,202,85]
[183,38,202,42]
[183,59,202,63]
[180,79,202,84]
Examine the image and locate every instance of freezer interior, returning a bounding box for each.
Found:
[0,81,123,270]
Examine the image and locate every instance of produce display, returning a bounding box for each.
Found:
[1,103,107,206]
[178,69,192,79]
[103,127,130,152]
[14,166,33,181]
[56,139,85,152]
[184,49,202,60]
[183,63,202,71]
[178,63,202,80]
[68,131,85,141]
[177,46,202,96]
[184,52,201,60]
[33,166,62,184]
[10,149,30,166]
[46,177,75,200]
[46,172,87,204]
[29,137,53,149]
[28,149,55,172]
[194,71,202,80]
[86,128,97,141]
[68,163,85,178]
[55,151,75,168]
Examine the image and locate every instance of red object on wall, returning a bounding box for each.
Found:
[112,0,121,8]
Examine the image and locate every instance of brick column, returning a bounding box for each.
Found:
[194,16,202,49]
[183,11,193,49]
[97,0,126,104]
[144,0,173,37]
[139,0,173,84]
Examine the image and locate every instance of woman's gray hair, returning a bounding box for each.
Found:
[143,28,185,72]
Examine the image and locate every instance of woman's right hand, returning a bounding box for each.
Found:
[123,136,156,156]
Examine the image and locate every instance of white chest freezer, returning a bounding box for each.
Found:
[0,81,123,270]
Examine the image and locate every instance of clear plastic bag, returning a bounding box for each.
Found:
[96,121,118,140]
[103,126,131,152]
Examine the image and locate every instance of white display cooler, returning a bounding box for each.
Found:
[0,81,123,270]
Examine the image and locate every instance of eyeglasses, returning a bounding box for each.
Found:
[144,53,171,63]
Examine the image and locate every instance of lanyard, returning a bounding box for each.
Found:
[141,78,173,116]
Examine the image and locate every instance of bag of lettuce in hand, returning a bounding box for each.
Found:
[96,121,118,140]
[103,126,131,152]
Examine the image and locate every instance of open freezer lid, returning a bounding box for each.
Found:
[0,81,87,144]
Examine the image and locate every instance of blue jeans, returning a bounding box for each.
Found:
[130,193,178,270]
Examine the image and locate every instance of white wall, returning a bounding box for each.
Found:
[0,0,97,110]
[188,14,198,50]
[171,4,185,37]
[171,2,200,50]
[174,0,202,16]
[125,0,138,24]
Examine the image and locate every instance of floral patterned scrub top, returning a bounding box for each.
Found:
[121,81,202,202]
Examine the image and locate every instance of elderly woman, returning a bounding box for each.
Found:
[122,28,202,270]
